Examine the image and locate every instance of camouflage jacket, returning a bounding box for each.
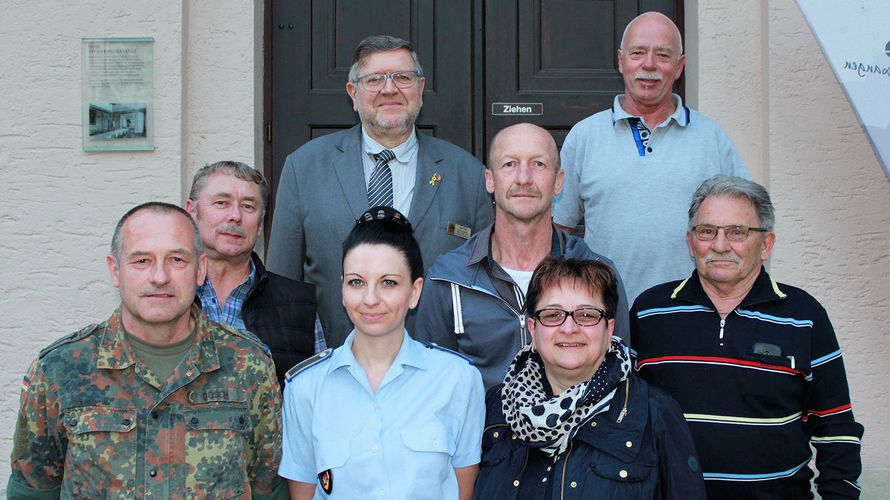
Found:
[8,306,286,499]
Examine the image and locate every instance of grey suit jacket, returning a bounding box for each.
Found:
[266,125,494,348]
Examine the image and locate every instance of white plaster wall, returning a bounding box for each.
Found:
[695,0,890,491]
[0,0,258,493]
[687,0,767,182]
[181,1,260,197]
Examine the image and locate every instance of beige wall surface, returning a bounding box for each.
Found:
[694,0,890,493]
[0,0,886,495]
[0,0,258,494]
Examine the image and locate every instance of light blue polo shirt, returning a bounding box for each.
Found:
[554,94,750,303]
[279,330,485,499]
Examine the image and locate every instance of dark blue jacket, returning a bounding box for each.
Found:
[474,374,706,500]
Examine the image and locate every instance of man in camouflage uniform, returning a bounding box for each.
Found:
[8,202,286,499]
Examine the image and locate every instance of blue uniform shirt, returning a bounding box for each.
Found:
[279,330,485,499]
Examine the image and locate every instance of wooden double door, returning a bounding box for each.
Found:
[265,0,681,221]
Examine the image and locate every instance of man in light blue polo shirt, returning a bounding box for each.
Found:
[554,11,749,304]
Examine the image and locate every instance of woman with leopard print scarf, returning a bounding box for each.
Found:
[473,256,706,499]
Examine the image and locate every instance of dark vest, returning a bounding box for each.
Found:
[243,253,317,390]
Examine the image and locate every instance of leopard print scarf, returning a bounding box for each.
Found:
[500,337,630,458]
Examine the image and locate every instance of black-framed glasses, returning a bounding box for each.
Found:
[354,71,421,92]
[691,224,768,242]
[533,307,608,327]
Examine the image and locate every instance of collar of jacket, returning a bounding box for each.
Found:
[96,305,221,375]
[247,251,270,296]
[572,376,646,462]
[486,375,646,463]
[466,223,565,267]
[193,252,267,311]
[333,124,449,225]
[670,266,787,310]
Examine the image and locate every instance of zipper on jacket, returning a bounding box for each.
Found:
[616,377,630,423]
[519,312,527,345]
[718,317,726,346]
[559,440,574,500]
[432,278,527,346]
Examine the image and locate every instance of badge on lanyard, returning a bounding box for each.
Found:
[318,469,333,495]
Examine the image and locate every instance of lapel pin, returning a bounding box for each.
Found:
[428,173,441,186]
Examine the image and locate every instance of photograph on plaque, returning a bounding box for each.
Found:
[82,38,154,151]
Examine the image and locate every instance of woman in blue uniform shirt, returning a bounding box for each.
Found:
[279,206,485,499]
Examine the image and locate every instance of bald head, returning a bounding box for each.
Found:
[620,12,683,56]
[488,123,560,171]
[485,123,564,226]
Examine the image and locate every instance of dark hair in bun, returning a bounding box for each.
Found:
[342,206,423,280]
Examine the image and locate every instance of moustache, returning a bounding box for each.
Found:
[507,187,542,198]
[217,224,247,238]
[704,253,740,264]
[634,72,663,81]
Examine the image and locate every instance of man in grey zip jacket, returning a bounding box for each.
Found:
[414,123,628,389]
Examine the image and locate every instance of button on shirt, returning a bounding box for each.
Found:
[279,330,485,499]
[361,127,419,216]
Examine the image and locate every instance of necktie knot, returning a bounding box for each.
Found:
[374,149,396,164]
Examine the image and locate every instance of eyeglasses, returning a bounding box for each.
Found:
[691,224,768,242]
[533,307,608,327]
[354,71,421,92]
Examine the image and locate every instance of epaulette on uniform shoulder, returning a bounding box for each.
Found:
[39,323,101,359]
[420,340,476,366]
[214,322,272,357]
[285,348,333,383]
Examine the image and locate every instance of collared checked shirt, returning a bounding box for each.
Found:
[279,330,485,499]
[198,262,327,355]
[197,262,257,330]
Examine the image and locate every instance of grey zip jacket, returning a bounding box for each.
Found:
[414,224,629,389]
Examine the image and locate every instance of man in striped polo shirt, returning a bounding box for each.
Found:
[630,175,863,499]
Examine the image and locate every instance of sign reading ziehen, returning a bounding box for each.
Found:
[492,102,543,116]
[798,0,890,179]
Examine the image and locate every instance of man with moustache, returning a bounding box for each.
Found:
[630,176,863,499]
[267,35,492,348]
[554,11,749,304]
[187,161,322,388]
[8,202,285,498]
[416,123,628,389]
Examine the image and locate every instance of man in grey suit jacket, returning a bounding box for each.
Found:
[267,35,493,348]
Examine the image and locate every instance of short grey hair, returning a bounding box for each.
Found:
[619,11,684,56]
[110,202,203,265]
[688,176,775,231]
[188,161,269,214]
[348,35,424,83]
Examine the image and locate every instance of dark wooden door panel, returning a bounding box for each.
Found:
[483,0,680,155]
[269,0,474,217]
[267,0,681,225]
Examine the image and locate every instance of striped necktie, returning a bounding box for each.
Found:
[368,149,396,207]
